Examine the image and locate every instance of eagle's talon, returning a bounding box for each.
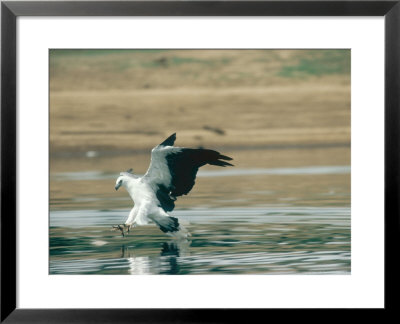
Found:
[112,224,130,237]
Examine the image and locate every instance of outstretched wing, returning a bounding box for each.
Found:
[143,133,233,212]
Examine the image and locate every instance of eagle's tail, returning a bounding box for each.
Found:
[157,216,180,233]
[150,214,191,238]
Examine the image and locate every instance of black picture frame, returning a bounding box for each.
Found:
[1,0,399,322]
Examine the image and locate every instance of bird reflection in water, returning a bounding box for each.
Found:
[120,239,190,275]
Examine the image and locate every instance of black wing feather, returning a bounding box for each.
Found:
[155,184,176,212]
[159,133,176,147]
[166,148,233,197]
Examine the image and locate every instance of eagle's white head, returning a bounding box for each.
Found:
[115,169,136,191]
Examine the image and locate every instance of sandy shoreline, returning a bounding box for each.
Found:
[50,49,350,170]
[50,83,350,153]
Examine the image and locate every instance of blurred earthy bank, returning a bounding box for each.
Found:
[49,49,350,210]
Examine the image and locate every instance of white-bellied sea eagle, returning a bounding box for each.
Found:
[114,133,233,237]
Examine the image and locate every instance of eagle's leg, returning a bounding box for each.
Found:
[124,207,136,233]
